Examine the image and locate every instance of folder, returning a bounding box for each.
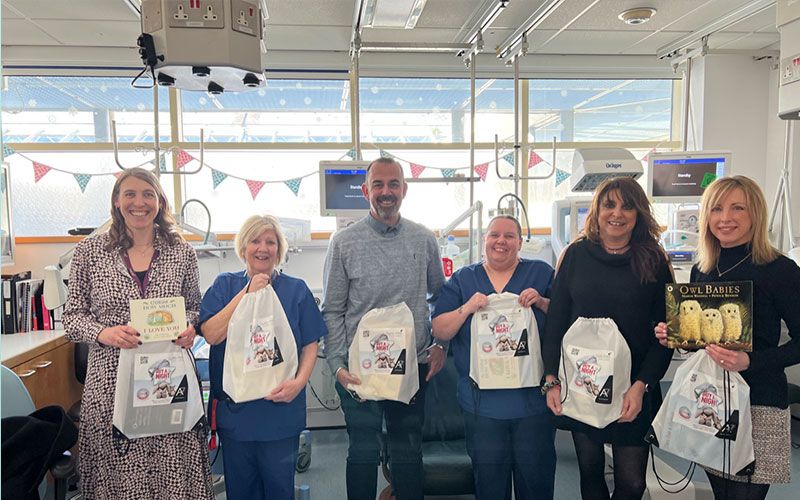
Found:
[1,271,31,334]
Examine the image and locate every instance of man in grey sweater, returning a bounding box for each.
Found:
[321,157,446,500]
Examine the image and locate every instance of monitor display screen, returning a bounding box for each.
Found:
[319,161,370,216]
[648,151,731,203]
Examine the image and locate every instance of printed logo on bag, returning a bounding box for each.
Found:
[358,329,406,375]
[479,311,529,358]
[671,378,737,435]
[565,347,615,403]
[132,353,188,407]
[245,321,282,371]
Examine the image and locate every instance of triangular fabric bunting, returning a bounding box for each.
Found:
[442,168,456,178]
[211,169,228,189]
[113,171,124,179]
[410,163,425,179]
[502,152,515,167]
[380,149,393,159]
[32,161,52,183]
[555,168,571,187]
[156,153,167,172]
[528,151,545,169]
[2,145,15,158]
[245,179,265,200]
[284,178,302,196]
[175,149,194,169]
[346,148,357,160]
[475,162,489,181]
[74,173,91,192]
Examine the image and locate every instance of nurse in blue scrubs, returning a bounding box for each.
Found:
[431,215,556,500]
[199,214,326,500]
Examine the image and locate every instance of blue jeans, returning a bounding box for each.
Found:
[464,411,556,500]
[335,364,429,500]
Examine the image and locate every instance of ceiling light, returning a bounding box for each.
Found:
[618,7,656,25]
[362,0,430,29]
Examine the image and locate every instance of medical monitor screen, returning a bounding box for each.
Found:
[648,151,731,203]
[319,161,370,216]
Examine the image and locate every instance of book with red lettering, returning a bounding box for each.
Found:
[665,281,753,352]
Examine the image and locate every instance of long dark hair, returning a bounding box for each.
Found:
[105,167,181,252]
[580,177,665,283]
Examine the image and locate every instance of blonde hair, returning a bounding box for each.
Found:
[106,167,181,252]
[697,176,780,273]
[235,214,289,267]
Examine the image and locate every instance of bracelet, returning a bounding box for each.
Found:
[540,379,561,395]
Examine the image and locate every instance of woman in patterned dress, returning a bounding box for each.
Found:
[656,176,800,499]
[63,167,214,499]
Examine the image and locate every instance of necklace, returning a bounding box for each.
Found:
[601,241,630,255]
[130,243,153,257]
[716,252,752,277]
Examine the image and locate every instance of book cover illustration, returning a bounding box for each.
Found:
[129,296,187,343]
[665,281,753,351]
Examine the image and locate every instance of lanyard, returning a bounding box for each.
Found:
[121,248,159,298]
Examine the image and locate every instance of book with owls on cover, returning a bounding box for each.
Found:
[665,281,753,352]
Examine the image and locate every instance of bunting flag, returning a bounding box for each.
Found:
[113,171,124,180]
[442,168,456,178]
[642,148,655,163]
[528,151,545,168]
[33,161,52,183]
[555,168,571,187]
[475,162,489,181]
[175,149,194,169]
[380,149,393,159]
[74,173,91,192]
[284,178,302,196]
[2,145,15,158]
[346,148,357,160]
[211,168,228,189]
[152,153,167,172]
[502,152,515,166]
[246,179,265,200]
[409,163,425,179]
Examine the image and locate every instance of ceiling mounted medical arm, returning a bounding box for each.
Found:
[496,193,532,242]
[494,136,557,181]
[439,202,484,265]
[111,120,205,175]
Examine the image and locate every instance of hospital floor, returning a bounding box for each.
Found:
[53,421,800,500]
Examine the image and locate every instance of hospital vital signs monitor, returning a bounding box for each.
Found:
[319,161,370,217]
[647,151,731,203]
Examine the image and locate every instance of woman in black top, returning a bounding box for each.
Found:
[542,177,673,500]
[656,176,800,500]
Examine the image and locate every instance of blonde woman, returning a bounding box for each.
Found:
[656,176,800,499]
[199,214,326,500]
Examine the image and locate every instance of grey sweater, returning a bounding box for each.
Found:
[321,214,445,374]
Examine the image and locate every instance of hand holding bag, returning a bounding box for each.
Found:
[469,292,543,389]
[347,302,419,403]
[558,317,632,429]
[648,349,755,476]
[222,285,299,403]
[113,340,205,439]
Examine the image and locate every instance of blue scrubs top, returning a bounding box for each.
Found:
[432,259,553,419]
[199,270,326,441]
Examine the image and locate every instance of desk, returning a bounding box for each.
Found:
[1,330,83,410]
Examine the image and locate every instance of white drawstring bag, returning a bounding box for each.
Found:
[113,340,205,439]
[648,349,754,475]
[348,302,419,403]
[559,317,632,429]
[223,285,299,403]
[469,292,543,389]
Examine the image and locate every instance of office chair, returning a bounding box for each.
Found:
[1,366,76,500]
[67,342,89,423]
[380,353,474,498]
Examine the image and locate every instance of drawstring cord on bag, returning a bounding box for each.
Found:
[649,444,696,493]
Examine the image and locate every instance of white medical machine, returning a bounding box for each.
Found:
[318,161,371,229]
[551,148,643,258]
[137,0,267,92]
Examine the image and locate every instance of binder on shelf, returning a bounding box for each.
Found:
[1,271,31,334]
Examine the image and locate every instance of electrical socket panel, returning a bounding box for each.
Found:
[168,0,225,29]
[231,0,260,37]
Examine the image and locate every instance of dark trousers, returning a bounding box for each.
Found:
[335,363,429,500]
[221,434,298,500]
[464,411,557,500]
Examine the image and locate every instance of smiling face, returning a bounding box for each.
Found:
[597,189,637,246]
[244,228,279,277]
[708,187,752,248]
[362,160,407,225]
[113,176,161,233]
[484,217,522,269]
